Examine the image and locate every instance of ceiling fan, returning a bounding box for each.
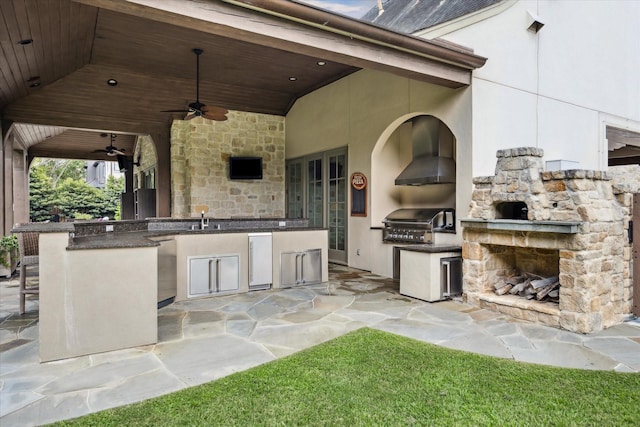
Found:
[93,133,125,157]
[162,48,228,121]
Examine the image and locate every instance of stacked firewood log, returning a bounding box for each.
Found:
[493,273,560,303]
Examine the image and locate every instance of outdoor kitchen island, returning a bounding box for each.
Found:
[12,218,328,362]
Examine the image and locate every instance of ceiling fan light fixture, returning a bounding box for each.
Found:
[107,79,118,86]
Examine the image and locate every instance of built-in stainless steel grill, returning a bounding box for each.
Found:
[383,208,455,244]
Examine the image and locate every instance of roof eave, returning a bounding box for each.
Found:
[223,0,487,70]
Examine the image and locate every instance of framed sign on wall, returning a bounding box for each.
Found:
[350,172,367,217]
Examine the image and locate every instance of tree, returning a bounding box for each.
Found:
[54,178,108,219]
[32,158,87,187]
[29,158,124,221]
[29,165,57,222]
[104,175,125,219]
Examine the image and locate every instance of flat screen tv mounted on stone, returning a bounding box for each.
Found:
[229,156,263,180]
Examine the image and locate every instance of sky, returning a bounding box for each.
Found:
[296,0,379,19]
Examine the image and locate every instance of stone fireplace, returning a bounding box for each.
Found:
[461,147,636,333]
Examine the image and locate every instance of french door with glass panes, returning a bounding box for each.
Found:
[285,148,347,264]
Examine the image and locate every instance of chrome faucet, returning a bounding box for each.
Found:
[200,211,209,230]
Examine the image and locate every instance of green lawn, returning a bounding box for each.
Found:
[56,328,639,426]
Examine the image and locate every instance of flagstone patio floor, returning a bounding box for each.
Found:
[1,264,639,425]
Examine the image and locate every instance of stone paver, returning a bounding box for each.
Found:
[1,264,639,426]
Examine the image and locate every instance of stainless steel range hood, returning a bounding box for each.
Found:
[395,116,456,185]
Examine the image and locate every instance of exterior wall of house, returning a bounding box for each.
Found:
[429,0,640,177]
[286,69,472,274]
[170,111,286,218]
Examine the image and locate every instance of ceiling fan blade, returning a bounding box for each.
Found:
[201,105,228,115]
[203,112,228,121]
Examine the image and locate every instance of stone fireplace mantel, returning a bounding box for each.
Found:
[461,219,581,234]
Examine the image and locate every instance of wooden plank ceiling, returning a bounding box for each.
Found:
[0,0,359,159]
[0,0,484,159]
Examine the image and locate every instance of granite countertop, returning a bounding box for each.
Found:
[399,244,462,253]
[13,219,324,251]
[68,227,326,250]
[12,222,75,233]
[69,231,161,250]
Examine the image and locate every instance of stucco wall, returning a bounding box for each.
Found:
[286,69,472,275]
[171,111,285,218]
[432,0,640,176]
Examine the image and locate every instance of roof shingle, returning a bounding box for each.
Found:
[361,0,503,34]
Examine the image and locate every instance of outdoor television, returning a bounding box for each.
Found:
[229,156,263,180]
[116,154,129,172]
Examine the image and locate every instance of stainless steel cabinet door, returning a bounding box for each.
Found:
[189,257,214,297]
[189,255,239,297]
[280,251,299,288]
[301,249,322,284]
[217,255,240,293]
[280,249,322,287]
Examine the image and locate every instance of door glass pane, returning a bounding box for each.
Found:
[327,153,346,253]
[307,158,323,228]
[286,161,303,218]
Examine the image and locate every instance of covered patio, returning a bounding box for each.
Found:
[1,0,485,233]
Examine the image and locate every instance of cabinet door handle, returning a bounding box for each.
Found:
[215,258,221,293]
[208,259,214,293]
[442,260,450,297]
[300,252,306,284]
[249,242,253,283]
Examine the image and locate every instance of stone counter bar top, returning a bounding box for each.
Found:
[13,217,320,251]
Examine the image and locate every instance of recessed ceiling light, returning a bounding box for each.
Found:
[317,61,326,66]
[29,82,41,88]
[107,79,118,86]
[17,39,33,45]
[289,77,297,81]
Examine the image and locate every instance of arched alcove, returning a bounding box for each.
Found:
[370,114,457,226]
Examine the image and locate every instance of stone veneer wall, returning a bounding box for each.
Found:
[463,147,636,333]
[134,135,157,188]
[171,111,285,218]
[608,164,640,320]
